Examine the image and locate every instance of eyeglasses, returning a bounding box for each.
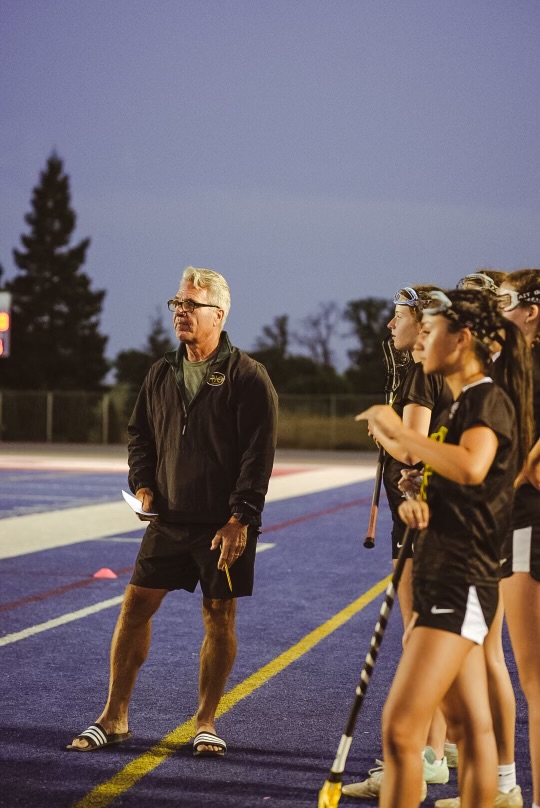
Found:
[167,298,221,313]
[393,287,419,307]
[456,273,498,294]
[422,290,454,316]
[496,288,540,312]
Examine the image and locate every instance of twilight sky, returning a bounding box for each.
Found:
[1,0,539,368]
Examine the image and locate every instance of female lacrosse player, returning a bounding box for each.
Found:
[499,269,540,808]
[342,286,453,802]
[357,288,532,808]
[381,286,453,628]
[435,270,524,808]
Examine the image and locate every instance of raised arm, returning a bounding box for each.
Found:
[357,404,498,486]
[375,402,432,465]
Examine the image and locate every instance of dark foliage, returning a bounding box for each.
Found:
[343,297,394,392]
[249,346,352,394]
[2,154,108,389]
[114,308,174,388]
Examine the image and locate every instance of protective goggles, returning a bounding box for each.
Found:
[422,290,453,316]
[423,290,500,343]
[456,273,498,293]
[392,287,419,306]
[496,288,540,312]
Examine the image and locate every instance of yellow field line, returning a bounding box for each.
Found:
[74,574,390,808]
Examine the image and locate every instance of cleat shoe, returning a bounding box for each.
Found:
[341,762,384,800]
[423,746,450,784]
[434,785,523,808]
[444,742,459,768]
[342,760,427,800]
[494,787,524,808]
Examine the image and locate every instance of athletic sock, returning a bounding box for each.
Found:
[422,748,444,765]
[497,762,516,794]
[444,742,457,753]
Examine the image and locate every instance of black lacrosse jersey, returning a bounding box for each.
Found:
[414,378,518,587]
[383,362,453,512]
[513,341,540,524]
[532,342,540,445]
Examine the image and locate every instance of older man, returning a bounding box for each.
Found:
[68,267,278,756]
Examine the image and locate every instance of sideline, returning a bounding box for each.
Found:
[0,465,376,560]
[1,499,370,615]
[0,596,124,647]
[0,545,275,631]
[73,573,390,808]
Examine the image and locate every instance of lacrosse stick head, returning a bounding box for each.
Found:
[381,334,412,401]
[318,780,342,808]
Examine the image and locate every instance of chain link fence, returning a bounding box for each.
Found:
[0,389,382,450]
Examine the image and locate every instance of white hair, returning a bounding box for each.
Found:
[181,266,231,326]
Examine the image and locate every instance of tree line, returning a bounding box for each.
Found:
[0,154,393,395]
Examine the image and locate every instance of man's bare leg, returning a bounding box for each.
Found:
[195,597,237,753]
[70,584,168,749]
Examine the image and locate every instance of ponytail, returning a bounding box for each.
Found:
[496,320,533,468]
[439,288,533,467]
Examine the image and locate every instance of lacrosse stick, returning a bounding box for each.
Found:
[318,524,416,807]
[363,336,411,548]
[323,422,447,806]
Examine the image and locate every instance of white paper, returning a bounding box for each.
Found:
[122,489,158,517]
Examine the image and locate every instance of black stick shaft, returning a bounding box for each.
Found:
[326,526,416,780]
[363,446,384,548]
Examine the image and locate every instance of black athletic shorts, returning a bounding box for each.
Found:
[385,484,414,560]
[390,512,415,560]
[500,484,540,582]
[413,577,498,645]
[130,521,259,599]
[384,457,423,560]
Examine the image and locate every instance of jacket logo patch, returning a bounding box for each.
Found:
[207,372,225,387]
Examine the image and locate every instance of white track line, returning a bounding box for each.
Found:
[0,462,376,649]
[0,455,129,472]
[0,543,277,647]
[255,541,274,553]
[0,502,140,560]
[95,538,276,552]
[0,596,124,647]
[0,465,376,560]
[267,465,375,501]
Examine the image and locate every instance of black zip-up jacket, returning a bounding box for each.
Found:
[127,331,278,526]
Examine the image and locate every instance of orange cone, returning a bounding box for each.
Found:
[93,567,118,579]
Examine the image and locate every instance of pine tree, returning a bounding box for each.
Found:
[4,153,108,389]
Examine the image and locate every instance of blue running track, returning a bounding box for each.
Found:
[0,463,532,807]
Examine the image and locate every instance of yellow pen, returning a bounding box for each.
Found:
[223,562,233,592]
[220,544,233,592]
